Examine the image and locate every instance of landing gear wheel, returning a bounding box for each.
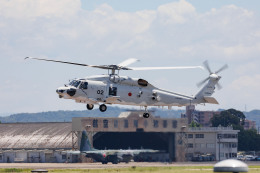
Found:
[86,104,94,110]
[99,104,107,112]
[143,113,150,118]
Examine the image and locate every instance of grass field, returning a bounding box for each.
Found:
[0,166,260,173]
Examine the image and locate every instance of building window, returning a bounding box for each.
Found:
[195,143,203,148]
[124,120,128,128]
[222,134,238,138]
[114,120,118,128]
[217,134,223,139]
[163,120,167,128]
[153,120,159,128]
[134,120,138,128]
[62,154,66,160]
[188,134,193,138]
[206,143,215,148]
[187,143,193,148]
[232,143,237,148]
[195,134,204,138]
[0,155,2,160]
[172,120,177,128]
[232,153,237,157]
[93,119,98,128]
[103,119,108,128]
[220,143,224,148]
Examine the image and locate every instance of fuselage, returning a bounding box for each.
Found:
[56,74,196,107]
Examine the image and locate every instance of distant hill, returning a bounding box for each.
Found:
[0,107,259,128]
[0,107,184,123]
[244,110,260,128]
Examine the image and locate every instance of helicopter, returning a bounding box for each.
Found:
[25,57,228,118]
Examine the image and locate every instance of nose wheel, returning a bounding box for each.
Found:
[99,104,107,112]
[143,113,150,118]
[86,104,94,110]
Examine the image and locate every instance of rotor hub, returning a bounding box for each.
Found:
[210,73,219,79]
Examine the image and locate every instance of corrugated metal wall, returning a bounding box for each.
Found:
[0,123,72,149]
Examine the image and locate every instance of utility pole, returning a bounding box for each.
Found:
[217,134,222,161]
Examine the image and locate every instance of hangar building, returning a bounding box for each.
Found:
[0,122,77,163]
[72,111,188,162]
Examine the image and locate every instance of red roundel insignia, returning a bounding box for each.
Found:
[128,92,132,96]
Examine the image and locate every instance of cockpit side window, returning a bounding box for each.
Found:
[79,82,88,89]
[69,80,81,88]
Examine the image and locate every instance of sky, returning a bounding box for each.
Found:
[0,0,260,115]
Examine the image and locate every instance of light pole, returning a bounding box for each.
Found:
[217,134,222,161]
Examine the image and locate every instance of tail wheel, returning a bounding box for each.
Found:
[143,113,150,118]
[99,104,107,112]
[86,104,94,110]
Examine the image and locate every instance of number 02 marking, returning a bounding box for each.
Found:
[97,90,104,95]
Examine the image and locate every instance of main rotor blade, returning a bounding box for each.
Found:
[128,66,204,71]
[203,60,212,74]
[25,57,91,67]
[197,77,210,87]
[215,64,228,74]
[118,58,139,67]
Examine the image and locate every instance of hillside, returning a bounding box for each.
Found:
[244,110,260,128]
[0,107,184,123]
[0,107,259,128]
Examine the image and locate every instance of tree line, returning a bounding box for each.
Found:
[211,109,260,151]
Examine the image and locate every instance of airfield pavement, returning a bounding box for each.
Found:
[0,162,260,169]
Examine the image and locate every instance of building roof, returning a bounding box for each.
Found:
[0,122,72,150]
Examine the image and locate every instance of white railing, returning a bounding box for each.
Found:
[188,126,233,131]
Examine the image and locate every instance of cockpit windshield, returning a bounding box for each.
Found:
[69,80,81,88]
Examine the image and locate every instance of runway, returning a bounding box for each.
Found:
[0,162,259,169]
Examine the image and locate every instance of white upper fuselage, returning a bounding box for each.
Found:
[56,74,197,107]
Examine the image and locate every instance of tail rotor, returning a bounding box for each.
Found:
[197,61,228,89]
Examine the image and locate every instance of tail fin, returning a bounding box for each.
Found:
[194,78,219,104]
[80,130,94,152]
[194,61,227,105]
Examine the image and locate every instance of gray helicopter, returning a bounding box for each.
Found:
[25,57,227,118]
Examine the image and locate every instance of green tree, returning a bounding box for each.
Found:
[211,108,260,151]
[189,120,201,127]
[238,129,260,151]
[211,109,244,129]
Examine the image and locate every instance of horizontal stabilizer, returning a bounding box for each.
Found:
[203,96,219,104]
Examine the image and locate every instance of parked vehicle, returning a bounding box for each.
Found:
[245,155,256,161]
[254,156,260,161]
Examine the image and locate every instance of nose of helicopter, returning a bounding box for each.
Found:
[56,87,76,97]
[56,88,65,94]
[56,89,64,94]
